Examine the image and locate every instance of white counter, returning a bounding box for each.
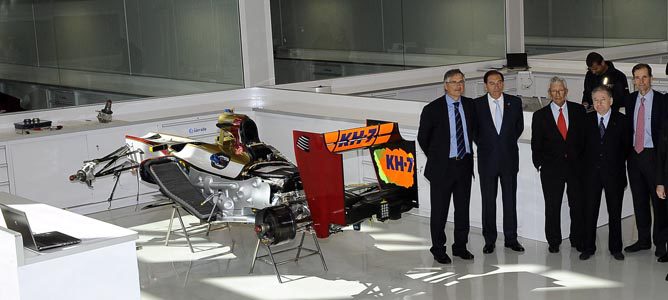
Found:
[0,192,139,300]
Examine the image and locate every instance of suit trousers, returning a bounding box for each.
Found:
[628,148,667,250]
[429,155,472,255]
[583,174,624,254]
[540,166,584,248]
[480,171,518,245]
[656,202,668,252]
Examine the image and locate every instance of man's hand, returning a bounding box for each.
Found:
[657,185,666,199]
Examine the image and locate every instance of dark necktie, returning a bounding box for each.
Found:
[454,102,466,159]
[599,117,605,141]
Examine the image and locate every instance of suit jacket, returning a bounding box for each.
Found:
[658,124,668,185]
[531,101,586,173]
[473,93,524,175]
[583,111,632,186]
[624,89,666,149]
[418,95,476,181]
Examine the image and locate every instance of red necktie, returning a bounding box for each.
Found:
[635,97,645,153]
[557,108,567,140]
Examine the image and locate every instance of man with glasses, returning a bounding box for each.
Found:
[418,69,476,264]
[531,77,587,253]
[623,64,667,258]
[582,52,629,112]
[473,70,525,254]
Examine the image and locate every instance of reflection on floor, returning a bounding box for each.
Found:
[89,205,668,300]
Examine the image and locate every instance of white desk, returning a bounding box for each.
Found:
[0,192,139,300]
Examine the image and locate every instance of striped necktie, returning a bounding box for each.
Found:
[454,102,466,159]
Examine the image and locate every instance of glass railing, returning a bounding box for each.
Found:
[0,0,244,112]
[271,0,507,84]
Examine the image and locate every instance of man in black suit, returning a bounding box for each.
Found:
[653,105,668,264]
[531,76,587,253]
[580,86,632,261]
[418,69,476,264]
[582,52,629,112]
[473,70,524,254]
[624,64,667,257]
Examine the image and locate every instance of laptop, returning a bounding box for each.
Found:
[0,203,81,251]
[506,52,529,69]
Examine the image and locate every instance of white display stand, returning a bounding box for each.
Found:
[0,192,139,300]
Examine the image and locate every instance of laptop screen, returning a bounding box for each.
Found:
[0,204,38,250]
[506,53,528,69]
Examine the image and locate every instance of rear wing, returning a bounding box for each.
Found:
[293,120,418,238]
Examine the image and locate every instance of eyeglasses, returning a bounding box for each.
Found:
[446,81,465,85]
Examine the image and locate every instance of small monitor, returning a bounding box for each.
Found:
[506,53,529,69]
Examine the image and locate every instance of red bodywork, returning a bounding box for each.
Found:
[292,130,345,238]
[293,122,405,238]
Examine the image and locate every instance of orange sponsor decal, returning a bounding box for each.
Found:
[324,123,394,152]
[374,148,415,188]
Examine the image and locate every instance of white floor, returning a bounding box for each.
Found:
[89,204,668,300]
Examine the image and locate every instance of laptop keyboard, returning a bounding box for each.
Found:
[34,231,80,248]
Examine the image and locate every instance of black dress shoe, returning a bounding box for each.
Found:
[655,247,667,258]
[453,249,475,260]
[612,252,625,261]
[483,244,495,254]
[624,242,651,253]
[433,253,452,264]
[579,252,592,260]
[665,273,668,281]
[505,242,525,252]
[548,245,559,253]
[658,253,668,263]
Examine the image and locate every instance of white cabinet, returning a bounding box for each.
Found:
[10,135,94,209]
[7,122,166,213]
[0,145,9,194]
[86,124,160,206]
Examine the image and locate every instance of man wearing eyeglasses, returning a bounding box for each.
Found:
[418,69,476,264]
[473,70,525,254]
[582,52,629,112]
[531,76,587,254]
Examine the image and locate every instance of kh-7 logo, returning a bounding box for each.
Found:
[374,148,415,188]
[324,123,394,153]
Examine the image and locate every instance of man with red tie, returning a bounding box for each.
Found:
[531,77,587,253]
[624,64,667,258]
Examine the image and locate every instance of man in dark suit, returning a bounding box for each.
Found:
[418,69,476,264]
[624,64,667,257]
[580,86,632,261]
[582,52,629,112]
[653,105,668,264]
[531,76,587,253]
[473,70,524,254]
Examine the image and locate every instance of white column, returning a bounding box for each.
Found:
[505,0,525,53]
[238,0,275,87]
